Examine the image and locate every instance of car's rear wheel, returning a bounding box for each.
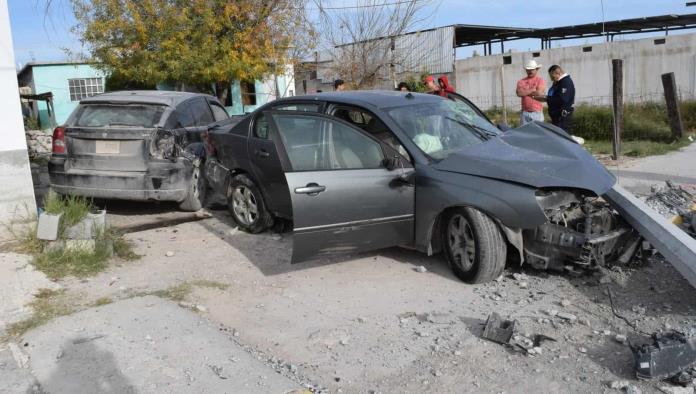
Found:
[179,160,207,211]
[442,207,507,284]
[227,174,272,233]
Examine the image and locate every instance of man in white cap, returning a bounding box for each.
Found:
[516,60,546,125]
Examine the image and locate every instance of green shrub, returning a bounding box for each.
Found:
[680,101,696,132]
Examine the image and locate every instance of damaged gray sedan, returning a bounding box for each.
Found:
[205,91,640,283]
[49,91,230,211]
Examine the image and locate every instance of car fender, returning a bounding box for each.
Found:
[414,167,546,254]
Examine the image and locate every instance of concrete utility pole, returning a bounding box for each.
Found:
[0,0,37,241]
[662,72,685,140]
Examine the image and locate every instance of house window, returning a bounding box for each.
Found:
[654,38,666,45]
[532,52,541,57]
[583,46,593,52]
[68,77,104,101]
[503,55,512,65]
[240,81,257,106]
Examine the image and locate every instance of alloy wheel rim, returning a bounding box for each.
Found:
[448,214,476,271]
[232,185,258,226]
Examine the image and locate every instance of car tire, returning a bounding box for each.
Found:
[442,207,507,284]
[227,174,272,233]
[179,159,207,212]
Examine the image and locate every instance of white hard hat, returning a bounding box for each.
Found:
[524,59,542,70]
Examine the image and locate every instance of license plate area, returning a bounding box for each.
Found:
[95,140,120,154]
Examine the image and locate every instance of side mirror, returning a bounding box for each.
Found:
[384,155,402,171]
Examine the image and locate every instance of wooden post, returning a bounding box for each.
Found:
[661,72,684,140]
[612,59,623,161]
[500,65,507,125]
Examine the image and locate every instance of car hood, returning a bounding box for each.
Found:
[432,122,616,196]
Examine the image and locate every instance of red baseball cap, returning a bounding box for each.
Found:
[423,75,435,83]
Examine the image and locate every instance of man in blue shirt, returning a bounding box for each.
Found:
[533,65,575,132]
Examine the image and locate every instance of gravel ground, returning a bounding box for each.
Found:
[8,204,687,394]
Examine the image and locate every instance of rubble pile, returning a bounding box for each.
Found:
[645,181,696,239]
[25,129,52,158]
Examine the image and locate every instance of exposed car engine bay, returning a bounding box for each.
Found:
[523,189,642,271]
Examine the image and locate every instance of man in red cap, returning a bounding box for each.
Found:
[423,75,440,95]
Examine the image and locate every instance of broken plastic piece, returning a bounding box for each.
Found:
[482,312,515,344]
[632,330,696,380]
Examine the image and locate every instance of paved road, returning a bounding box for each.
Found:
[13,296,300,393]
[610,142,696,194]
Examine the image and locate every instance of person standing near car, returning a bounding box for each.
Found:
[534,65,575,132]
[334,79,346,91]
[516,60,546,125]
[423,75,440,95]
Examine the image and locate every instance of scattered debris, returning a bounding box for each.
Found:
[645,181,696,239]
[165,251,175,257]
[632,330,696,380]
[556,312,578,323]
[481,312,515,344]
[413,266,428,273]
[658,386,694,394]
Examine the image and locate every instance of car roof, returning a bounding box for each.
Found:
[80,90,214,107]
[274,90,443,109]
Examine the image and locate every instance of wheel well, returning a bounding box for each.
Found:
[428,205,521,259]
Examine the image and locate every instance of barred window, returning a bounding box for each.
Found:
[68,78,104,101]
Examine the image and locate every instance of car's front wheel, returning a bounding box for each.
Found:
[442,207,507,284]
[227,174,272,233]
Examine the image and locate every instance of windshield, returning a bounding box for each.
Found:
[387,99,500,160]
[74,104,166,128]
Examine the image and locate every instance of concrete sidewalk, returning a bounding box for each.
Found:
[609,142,696,194]
[8,296,300,394]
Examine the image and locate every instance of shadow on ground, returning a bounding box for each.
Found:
[34,339,135,394]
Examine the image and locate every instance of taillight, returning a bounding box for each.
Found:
[202,130,216,156]
[52,127,66,154]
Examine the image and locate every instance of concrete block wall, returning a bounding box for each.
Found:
[456,32,696,111]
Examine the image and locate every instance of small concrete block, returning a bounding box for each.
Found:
[37,213,62,241]
[65,210,107,240]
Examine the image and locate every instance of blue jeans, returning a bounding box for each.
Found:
[520,111,544,125]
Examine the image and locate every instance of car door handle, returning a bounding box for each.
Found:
[294,183,326,195]
[254,149,270,158]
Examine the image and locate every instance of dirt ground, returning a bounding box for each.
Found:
[28,202,693,394]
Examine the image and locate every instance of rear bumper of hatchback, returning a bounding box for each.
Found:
[48,156,191,202]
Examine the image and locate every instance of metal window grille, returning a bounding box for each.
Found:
[68,78,104,101]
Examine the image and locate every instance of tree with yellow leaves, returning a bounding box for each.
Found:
[71,0,313,102]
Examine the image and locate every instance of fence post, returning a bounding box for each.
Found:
[612,59,623,161]
[661,72,684,140]
[500,65,507,125]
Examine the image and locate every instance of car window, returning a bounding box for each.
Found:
[186,98,214,126]
[254,113,270,139]
[74,104,165,127]
[271,114,384,171]
[210,103,229,121]
[176,106,195,128]
[272,103,320,112]
[387,100,500,160]
[331,106,410,161]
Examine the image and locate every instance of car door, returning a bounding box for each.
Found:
[266,111,415,262]
[247,111,293,218]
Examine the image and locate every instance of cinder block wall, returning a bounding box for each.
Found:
[456,32,696,111]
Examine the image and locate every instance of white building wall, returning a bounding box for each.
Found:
[0,0,37,241]
[456,32,696,111]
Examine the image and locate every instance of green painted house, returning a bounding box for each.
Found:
[18,61,296,129]
[17,62,106,129]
